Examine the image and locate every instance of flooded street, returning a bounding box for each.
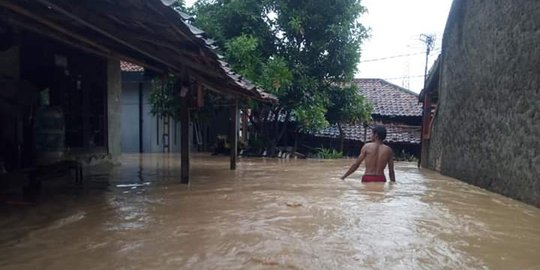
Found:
[0,154,539,270]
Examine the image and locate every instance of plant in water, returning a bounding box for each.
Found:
[148,74,182,121]
[395,150,418,162]
[316,147,343,159]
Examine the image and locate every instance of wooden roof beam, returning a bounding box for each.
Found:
[0,4,166,74]
[0,1,110,55]
[33,0,230,82]
[192,74,272,103]
[35,0,184,74]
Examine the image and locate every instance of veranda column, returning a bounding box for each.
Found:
[230,98,239,170]
[180,87,190,184]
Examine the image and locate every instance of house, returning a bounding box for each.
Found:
[419,0,539,206]
[305,78,422,157]
[120,61,246,155]
[120,61,186,154]
[0,0,276,185]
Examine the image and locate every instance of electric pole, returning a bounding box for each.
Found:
[420,34,435,87]
[418,34,435,168]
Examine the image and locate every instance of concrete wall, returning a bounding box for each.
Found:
[107,59,122,159]
[120,82,141,153]
[120,80,182,153]
[427,0,540,205]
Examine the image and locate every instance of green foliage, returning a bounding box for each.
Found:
[225,35,262,82]
[191,0,370,147]
[272,0,369,82]
[224,35,294,98]
[148,75,182,121]
[190,0,276,57]
[315,147,343,159]
[260,56,293,95]
[326,83,372,126]
[248,136,266,151]
[173,0,186,10]
[293,98,329,132]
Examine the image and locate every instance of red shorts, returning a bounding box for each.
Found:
[361,175,386,183]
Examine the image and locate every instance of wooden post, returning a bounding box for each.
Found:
[138,82,144,153]
[180,93,190,184]
[230,98,239,170]
[241,109,248,141]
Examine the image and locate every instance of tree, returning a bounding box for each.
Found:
[173,0,186,10]
[190,0,276,58]
[326,84,372,152]
[148,75,182,121]
[190,0,371,154]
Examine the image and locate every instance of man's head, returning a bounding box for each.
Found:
[371,125,387,142]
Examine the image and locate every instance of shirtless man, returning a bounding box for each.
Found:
[340,125,395,182]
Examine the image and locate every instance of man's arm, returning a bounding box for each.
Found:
[341,145,367,180]
[388,151,395,182]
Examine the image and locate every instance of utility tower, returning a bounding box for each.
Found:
[402,60,410,89]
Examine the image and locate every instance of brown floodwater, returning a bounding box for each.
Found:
[0,154,539,270]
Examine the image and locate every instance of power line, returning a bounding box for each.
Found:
[402,60,410,89]
[382,75,425,80]
[359,48,441,63]
[360,52,424,63]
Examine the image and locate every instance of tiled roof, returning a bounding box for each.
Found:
[313,123,421,144]
[121,10,277,103]
[354,78,422,117]
[4,1,276,104]
[169,9,277,103]
[120,61,144,72]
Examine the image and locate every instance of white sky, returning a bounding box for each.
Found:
[357,0,453,92]
[185,0,453,93]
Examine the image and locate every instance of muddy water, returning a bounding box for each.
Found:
[0,154,539,270]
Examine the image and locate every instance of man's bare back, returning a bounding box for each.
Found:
[362,142,393,175]
[340,126,395,182]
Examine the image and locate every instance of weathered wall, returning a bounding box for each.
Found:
[120,81,182,153]
[427,0,540,205]
[107,59,122,159]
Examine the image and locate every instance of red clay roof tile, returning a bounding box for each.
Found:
[355,78,422,117]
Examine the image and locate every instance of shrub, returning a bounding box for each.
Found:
[316,147,343,159]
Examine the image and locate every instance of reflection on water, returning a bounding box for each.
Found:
[0,154,539,270]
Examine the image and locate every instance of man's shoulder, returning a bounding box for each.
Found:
[364,142,377,148]
[382,144,393,152]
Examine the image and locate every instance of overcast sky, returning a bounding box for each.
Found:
[185,0,454,93]
[357,0,453,92]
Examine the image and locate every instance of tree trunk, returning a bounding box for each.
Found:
[248,106,293,156]
[266,107,289,156]
[293,131,299,154]
[277,111,291,144]
[337,122,345,153]
[292,129,304,157]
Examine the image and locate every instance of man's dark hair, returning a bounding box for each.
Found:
[372,125,387,141]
